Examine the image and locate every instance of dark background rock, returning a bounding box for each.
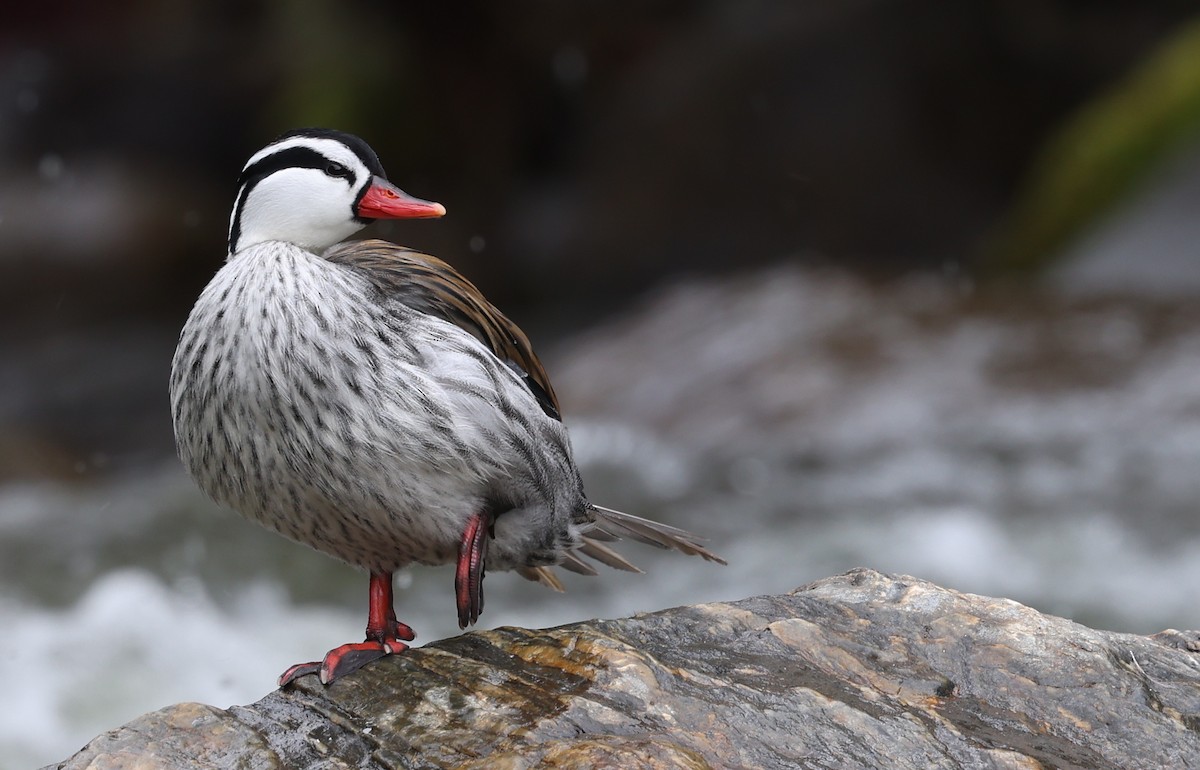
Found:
[48,571,1200,769]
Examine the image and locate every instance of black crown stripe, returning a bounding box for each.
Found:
[274,128,387,180]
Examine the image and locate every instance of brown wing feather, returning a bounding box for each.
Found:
[323,238,561,420]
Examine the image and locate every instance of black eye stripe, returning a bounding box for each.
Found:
[275,128,387,179]
[228,146,359,253]
[236,147,357,189]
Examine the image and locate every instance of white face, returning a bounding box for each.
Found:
[228,135,375,254]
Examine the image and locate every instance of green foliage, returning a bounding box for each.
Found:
[989,16,1200,272]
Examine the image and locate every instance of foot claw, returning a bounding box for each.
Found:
[278,661,322,687]
[279,634,413,688]
[318,643,391,684]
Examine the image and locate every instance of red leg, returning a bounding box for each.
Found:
[278,571,417,687]
[455,510,491,629]
[364,570,416,647]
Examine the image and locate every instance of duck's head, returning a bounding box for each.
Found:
[227,128,445,254]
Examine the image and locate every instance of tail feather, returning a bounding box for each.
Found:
[579,527,619,543]
[517,565,566,592]
[578,537,644,573]
[560,552,599,576]
[518,505,726,593]
[589,504,727,565]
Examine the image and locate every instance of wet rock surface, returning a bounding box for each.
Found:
[49,570,1200,769]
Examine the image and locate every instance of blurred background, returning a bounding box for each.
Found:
[6,1,1200,765]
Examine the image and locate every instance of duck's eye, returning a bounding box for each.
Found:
[325,162,350,179]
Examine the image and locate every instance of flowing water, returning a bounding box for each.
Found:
[7,264,1200,767]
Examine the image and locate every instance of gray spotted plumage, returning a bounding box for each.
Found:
[171,240,588,573]
[170,130,722,677]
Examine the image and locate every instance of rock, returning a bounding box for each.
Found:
[47,570,1200,769]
